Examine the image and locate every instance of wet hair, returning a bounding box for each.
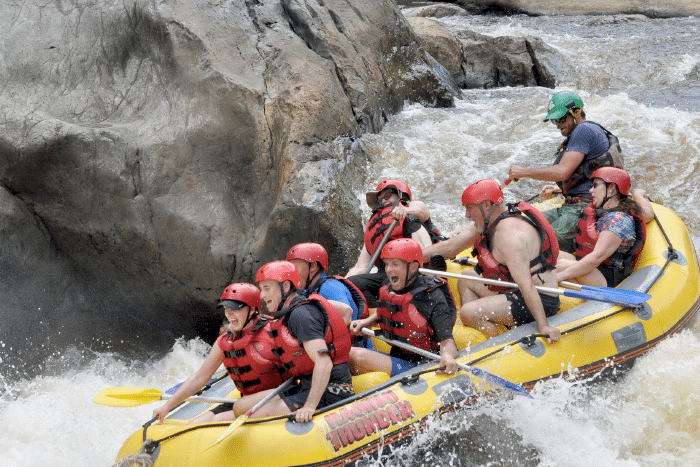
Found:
[615,195,642,217]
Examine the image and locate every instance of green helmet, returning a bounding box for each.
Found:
[544,91,584,122]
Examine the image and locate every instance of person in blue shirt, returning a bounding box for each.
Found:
[509,91,624,253]
[287,242,365,325]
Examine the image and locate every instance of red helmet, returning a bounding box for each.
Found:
[461,179,504,206]
[366,179,412,209]
[380,238,423,264]
[286,243,329,270]
[255,260,301,288]
[218,283,262,310]
[591,167,631,196]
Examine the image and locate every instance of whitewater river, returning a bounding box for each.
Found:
[2,10,700,467]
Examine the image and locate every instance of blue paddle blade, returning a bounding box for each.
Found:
[460,364,533,399]
[562,286,651,307]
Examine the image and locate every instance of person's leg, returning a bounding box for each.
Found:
[457,269,495,305]
[347,271,387,308]
[349,347,393,375]
[460,294,514,338]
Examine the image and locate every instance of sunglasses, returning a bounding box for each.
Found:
[551,114,569,125]
[378,190,398,205]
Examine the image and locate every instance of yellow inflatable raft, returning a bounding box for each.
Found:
[113,202,699,466]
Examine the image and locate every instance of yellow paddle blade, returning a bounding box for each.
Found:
[208,414,249,448]
[93,387,164,407]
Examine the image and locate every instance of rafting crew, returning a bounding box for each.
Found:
[346,179,443,308]
[423,180,562,343]
[152,283,282,424]
[287,242,367,326]
[509,91,625,253]
[237,260,354,423]
[349,238,459,377]
[556,167,654,287]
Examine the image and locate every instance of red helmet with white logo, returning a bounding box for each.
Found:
[461,179,504,206]
[286,243,329,270]
[366,179,412,209]
[591,167,631,196]
[218,283,262,310]
[255,261,301,288]
[380,238,423,264]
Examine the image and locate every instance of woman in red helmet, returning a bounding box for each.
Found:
[349,238,458,377]
[346,179,434,308]
[240,261,354,423]
[556,167,654,287]
[152,283,281,424]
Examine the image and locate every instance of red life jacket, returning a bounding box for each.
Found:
[472,201,559,292]
[574,203,646,276]
[268,294,351,378]
[217,316,283,396]
[364,203,406,264]
[376,275,456,353]
[308,275,370,320]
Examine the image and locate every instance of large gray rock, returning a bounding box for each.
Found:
[456,30,559,88]
[408,17,467,88]
[454,0,700,17]
[0,0,457,375]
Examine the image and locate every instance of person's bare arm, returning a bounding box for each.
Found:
[556,230,622,282]
[631,189,655,223]
[328,300,353,326]
[411,226,433,249]
[390,200,431,223]
[509,150,585,182]
[153,344,223,423]
[293,339,333,423]
[346,245,371,277]
[421,225,479,263]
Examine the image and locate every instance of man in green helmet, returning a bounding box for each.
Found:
[508,91,624,252]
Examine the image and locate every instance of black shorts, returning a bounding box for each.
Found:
[505,291,561,326]
[280,377,355,412]
[210,402,234,415]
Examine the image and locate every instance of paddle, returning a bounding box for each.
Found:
[364,219,398,274]
[501,178,517,190]
[524,190,562,203]
[209,377,295,447]
[361,328,532,398]
[93,387,238,408]
[419,267,651,307]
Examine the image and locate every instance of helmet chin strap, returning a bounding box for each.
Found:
[479,203,496,231]
[568,107,582,131]
[600,183,619,208]
[277,282,294,312]
[402,264,418,291]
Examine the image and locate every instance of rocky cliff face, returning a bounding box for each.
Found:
[0,0,457,373]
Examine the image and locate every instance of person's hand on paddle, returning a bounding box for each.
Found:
[390,202,410,220]
[508,165,530,181]
[350,317,375,336]
[437,353,459,375]
[539,325,561,343]
[152,403,171,424]
[539,184,560,199]
[293,404,316,423]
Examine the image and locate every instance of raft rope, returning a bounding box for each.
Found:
[109,438,157,467]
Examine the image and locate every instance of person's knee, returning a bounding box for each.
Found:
[460,303,480,326]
